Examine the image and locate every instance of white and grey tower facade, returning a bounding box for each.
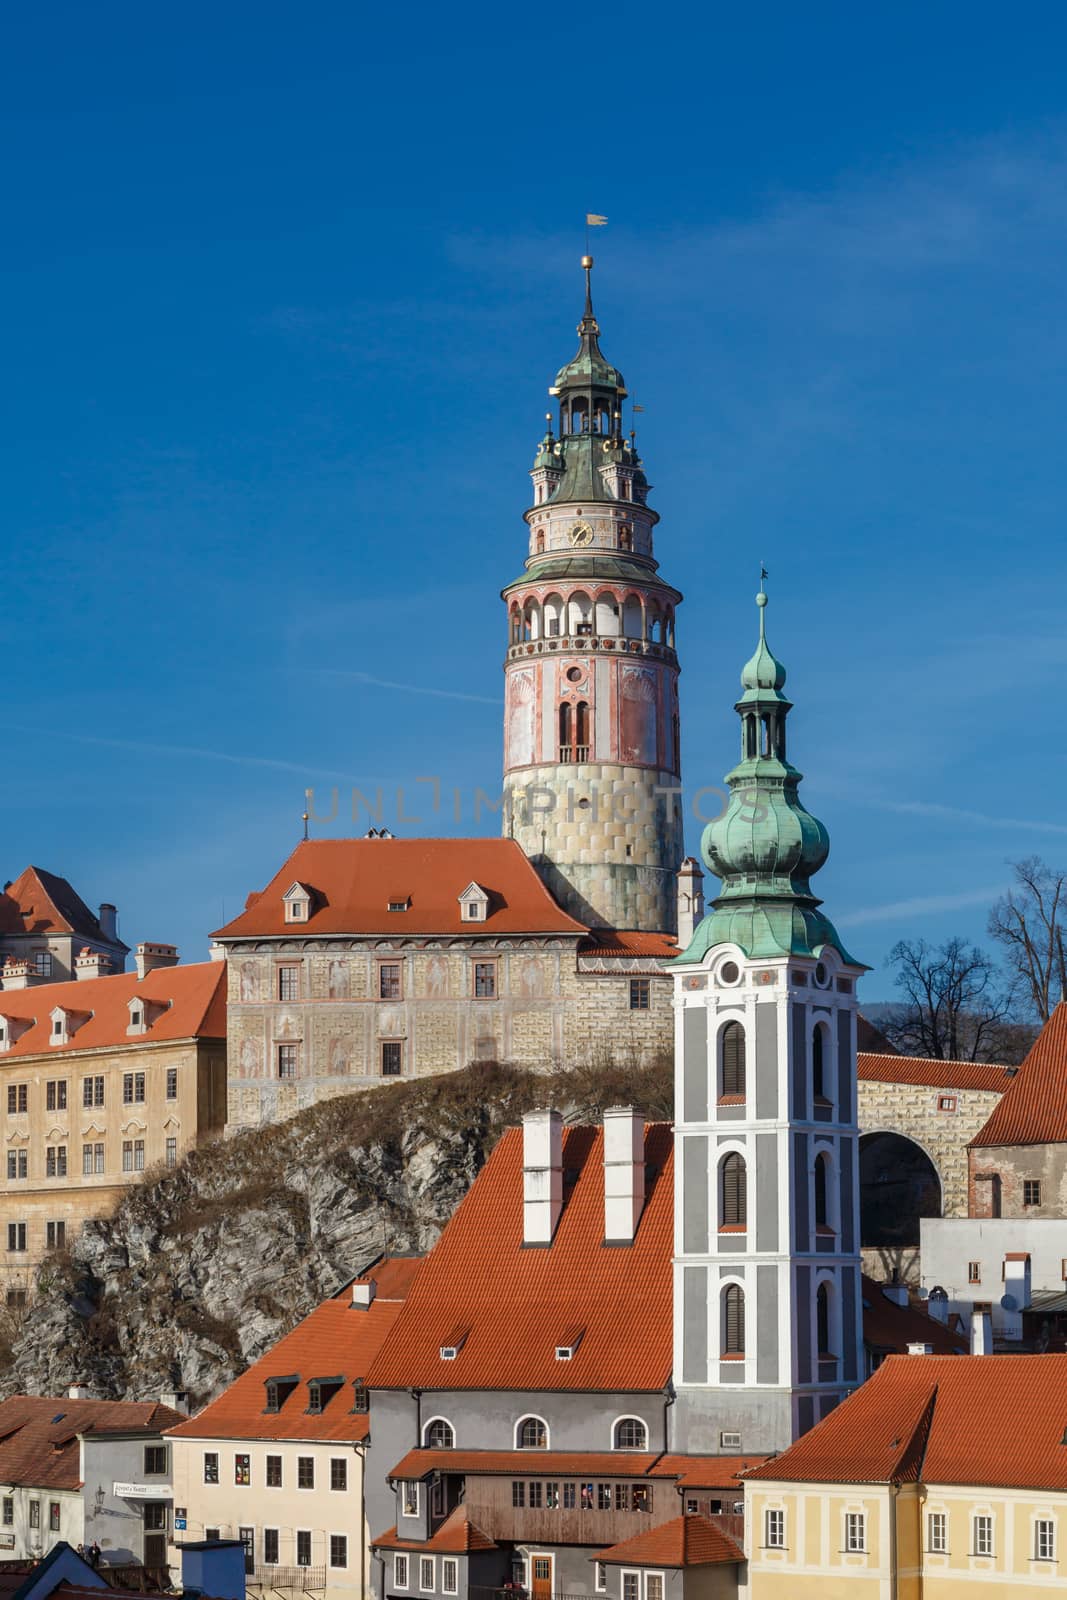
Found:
[669,587,866,1454]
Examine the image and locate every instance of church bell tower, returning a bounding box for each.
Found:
[670,584,866,1454]
[501,259,684,932]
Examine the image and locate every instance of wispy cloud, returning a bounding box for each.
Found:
[305,669,502,706]
[878,799,1067,836]
[837,884,1009,929]
[0,725,375,784]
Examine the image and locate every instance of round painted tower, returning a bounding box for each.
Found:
[501,258,684,932]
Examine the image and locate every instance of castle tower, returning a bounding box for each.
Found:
[670,584,866,1455]
[501,258,684,932]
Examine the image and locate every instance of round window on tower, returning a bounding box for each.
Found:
[719,961,740,986]
[566,667,583,683]
[815,963,829,987]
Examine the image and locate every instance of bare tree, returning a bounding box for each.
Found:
[988,856,1067,1022]
[883,936,1018,1062]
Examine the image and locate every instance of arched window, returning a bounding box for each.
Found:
[613,1417,647,1451]
[813,1026,827,1101]
[814,1153,829,1229]
[536,530,545,553]
[424,1418,455,1449]
[618,525,632,551]
[816,1283,832,1355]
[744,715,757,760]
[721,1153,747,1227]
[559,703,572,761]
[722,1285,745,1356]
[575,701,590,757]
[516,1416,548,1449]
[720,1022,746,1098]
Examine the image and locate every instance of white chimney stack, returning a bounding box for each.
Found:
[603,1105,646,1244]
[971,1306,994,1355]
[907,1342,934,1356]
[68,1383,90,1400]
[675,858,705,948]
[351,1278,377,1309]
[159,1389,189,1414]
[75,947,112,981]
[522,1109,563,1245]
[135,943,179,979]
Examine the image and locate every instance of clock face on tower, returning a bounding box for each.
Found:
[569,521,594,547]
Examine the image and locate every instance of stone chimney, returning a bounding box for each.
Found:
[603,1105,646,1244]
[75,947,112,981]
[98,904,118,943]
[2,958,36,991]
[68,1382,91,1400]
[971,1305,994,1355]
[522,1109,563,1246]
[135,942,179,979]
[675,858,705,948]
[159,1388,189,1414]
[351,1278,376,1310]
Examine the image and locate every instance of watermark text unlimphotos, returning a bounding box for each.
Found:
[303,780,769,829]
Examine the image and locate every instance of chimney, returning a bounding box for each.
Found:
[907,1342,934,1356]
[522,1109,563,1245]
[675,857,705,948]
[160,1388,188,1415]
[1004,1252,1032,1312]
[881,1280,910,1308]
[351,1278,377,1310]
[98,904,118,943]
[926,1289,949,1325]
[75,947,112,981]
[208,942,226,962]
[135,942,179,979]
[603,1105,646,1244]
[971,1306,994,1355]
[2,959,36,991]
[68,1383,90,1400]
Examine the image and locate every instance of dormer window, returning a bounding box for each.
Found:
[49,1007,88,1047]
[306,1376,344,1415]
[458,883,490,924]
[263,1374,300,1414]
[0,1016,31,1053]
[387,897,411,914]
[555,1326,585,1361]
[439,1326,470,1361]
[351,1380,369,1414]
[126,997,168,1037]
[283,882,314,923]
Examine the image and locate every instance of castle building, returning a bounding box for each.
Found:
[0,867,128,987]
[670,587,867,1453]
[502,258,684,934]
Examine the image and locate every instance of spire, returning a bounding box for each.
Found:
[677,581,861,966]
[552,256,627,398]
[580,254,597,332]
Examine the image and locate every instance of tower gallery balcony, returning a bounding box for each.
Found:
[506,636,676,667]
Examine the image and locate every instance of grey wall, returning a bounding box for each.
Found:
[683,1009,708,1121]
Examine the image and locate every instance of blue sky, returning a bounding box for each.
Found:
[5,2,1067,996]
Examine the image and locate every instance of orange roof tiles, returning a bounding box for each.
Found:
[213,839,587,940]
[0,962,226,1058]
[373,1507,498,1554]
[169,1260,421,1442]
[650,1455,767,1491]
[970,1004,1067,1146]
[366,1124,673,1393]
[861,1276,967,1357]
[0,867,127,948]
[594,1514,743,1568]
[748,1353,1067,1490]
[0,1396,183,1491]
[390,1450,662,1481]
[857,1053,1012,1093]
[578,932,678,959]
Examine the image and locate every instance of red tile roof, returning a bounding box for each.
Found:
[650,1455,767,1491]
[366,1124,673,1393]
[748,1353,1067,1490]
[168,1260,421,1441]
[578,932,678,959]
[0,867,127,949]
[970,1004,1067,1146]
[0,1397,183,1491]
[0,962,226,1057]
[594,1514,743,1568]
[372,1508,497,1554]
[390,1450,662,1481]
[213,839,587,940]
[857,1053,1012,1093]
[861,1276,967,1357]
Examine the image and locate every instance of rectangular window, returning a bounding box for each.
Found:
[594,1563,606,1593]
[381,1040,403,1077]
[278,966,300,1002]
[46,1221,65,1251]
[474,962,496,999]
[134,1139,145,1172]
[144,1503,168,1532]
[123,1141,133,1172]
[765,1509,785,1549]
[46,1081,67,1111]
[615,1484,628,1511]
[166,1067,178,1100]
[82,1145,94,1176]
[166,1137,177,1168]
[511,1481,525,1508]
[937,1094,957,1112]
[7,1223,26,1253]
[48,1501,60,1532]
[622,1575,639,1600]
[1036,1519,1056,1561]
[330,1535,348,1570]
[122,1072,146,1104]
[29,1502,39,1530]
[632,1485,652,1513]
[1024,1180,1042,1206]
[395,1555,409,1590]
[263,1529,279,1566]
[297,1457,314,1490]
[419,1558,434,1593]
[204,1452,219,1484]
[47,1146,67,1178]
[563,1483,576,1510]
[330,1458,347,1492]
[597,1483,612,1511]
[8,1085,27,1114]
[83,1076,104,1108]
[235,1453,251,1486]
[973,1514,994,1556]
[379,963,402,1000]
[528,1481,543,1509]
[95,1143,104,1174]
[968,1261,981,1283]
[7,1150,26,1180]
[144,1445,167,1475]
[845,1512,867,1553]
[266,1456,282,1488]
[441,1559,457,1595]
[0,1500,10,1528]
[296,1531,311,1568]
[205,1530,220,1544]
[402,1482,419,1517]
[928,1511,947,1552]
[645,1577,664,1600]
[545,1482,559,1508]
[277,1044,298,1080]
[629,978,651,1010]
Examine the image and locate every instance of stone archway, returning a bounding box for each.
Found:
[859,1130,944,1249]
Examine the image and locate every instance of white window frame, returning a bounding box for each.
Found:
[394,1555,409,1590]
[928,1510,947,1553]
[513,1413,550,1449]
[764,1507,785,1549]
[402,1482,420,1518]
[262,1528,280,1567]
[643,1573,665,1600]
[845,1511,867,1553]
[441,1558,458,1595]
[973,1513,994,1557]
[329,1533,348,1570]
[611,1415,648,1451]
[594,1561,607,1592]
[419,1557,435,1593]
[422,1415,456,1449]
[621,1570,641,1600]
[1035,1517,1056,1562]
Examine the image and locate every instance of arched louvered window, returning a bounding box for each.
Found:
[813,1026,827,1100]
[720,1022,746,1098]
[814,1154,829,1229]
[816,1283,832,1356]
[721,1153,747,1227]
[722,1285,745,1356]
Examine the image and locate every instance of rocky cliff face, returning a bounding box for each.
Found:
[1,1056,671,1406]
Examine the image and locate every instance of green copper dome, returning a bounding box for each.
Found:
[553,262,627,396]
[675,585,861,967]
